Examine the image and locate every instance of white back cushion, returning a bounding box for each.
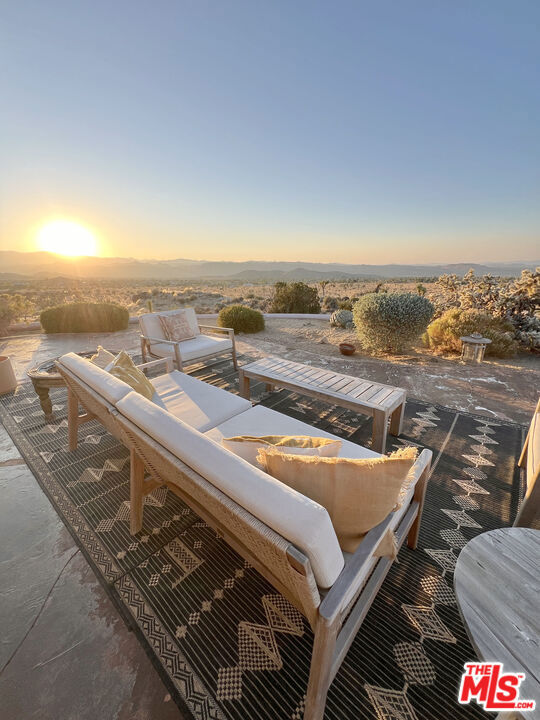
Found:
[139,308,199,341]
[206,404,380,459]
[58,353,132,405]
[116,391,344,588]
[150,370,251,432]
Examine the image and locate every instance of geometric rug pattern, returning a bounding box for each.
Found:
[0,354,525,720]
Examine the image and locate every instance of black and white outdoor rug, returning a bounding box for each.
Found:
[0,354,526,720]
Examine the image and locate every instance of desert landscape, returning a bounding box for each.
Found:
[0,275,442,324]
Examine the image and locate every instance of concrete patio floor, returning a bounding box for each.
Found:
[0,425,185,720]
[0,324,536,718]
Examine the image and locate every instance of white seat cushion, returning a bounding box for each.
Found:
[150,370,251,432]
[206,404,381,460]
[150,334,233,363]
[116,392,344,588]
[58,353,132,405]
[139,308,200,341]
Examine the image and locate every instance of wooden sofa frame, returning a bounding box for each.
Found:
[56,356,174,451]
[56,356,432,720]
[140,320,238,371]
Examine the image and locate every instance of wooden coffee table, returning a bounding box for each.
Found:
[238,357,406,453]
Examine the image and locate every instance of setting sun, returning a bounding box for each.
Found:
[36,220,98,257]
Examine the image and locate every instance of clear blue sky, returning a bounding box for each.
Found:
[1,0,539,262]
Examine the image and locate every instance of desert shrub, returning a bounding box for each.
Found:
[338,299,353,311]
[330,309,354,329]
[515,315,540,351]
[270,282,321,313]
[434,268,539,348]
[40,302,129,333]
[322,295,339,311]
[425,309,518,357]
[218,305,265,333]
[0,299,14,335]
[353,292,434,353]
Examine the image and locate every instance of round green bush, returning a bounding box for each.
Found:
[218,305,265,334]
[425,308,518,357]
[353,292,434,353]
[40,302,129,333]
[330,309,354,329]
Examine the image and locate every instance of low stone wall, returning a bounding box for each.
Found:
[5,312,331,336]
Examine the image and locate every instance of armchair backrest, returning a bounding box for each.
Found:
[139,308,200,341]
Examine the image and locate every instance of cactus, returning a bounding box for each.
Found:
[330,309,354,329]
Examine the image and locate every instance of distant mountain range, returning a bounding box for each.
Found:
[0,251,537,282]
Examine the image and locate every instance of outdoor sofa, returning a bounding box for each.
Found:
[139,307,238,371]
[56,352,431,720]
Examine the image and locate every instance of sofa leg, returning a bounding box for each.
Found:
[67,388,79,451]
[140,337,148,363]
[231,343,238,370]
[408,462,430,549]
[130,449,145,535]
[304,619,338,720]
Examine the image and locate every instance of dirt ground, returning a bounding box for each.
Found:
[235,318,539,425]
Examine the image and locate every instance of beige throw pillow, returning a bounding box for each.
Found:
[90,346,116,369]
[222,435,341,468]
[257,446,418,553]
[159,311,196,342]
[108,351,155,400]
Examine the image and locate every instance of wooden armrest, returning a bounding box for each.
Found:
[319,516,395,622]
[198,324,234,337]
[136,357,174,374]
[407,448,432,485]
[141,335,178,346]
[319,448,432,623]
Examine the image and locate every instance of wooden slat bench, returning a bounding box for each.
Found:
[238,357,407,453]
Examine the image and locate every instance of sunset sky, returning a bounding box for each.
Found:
[1,1,539,263]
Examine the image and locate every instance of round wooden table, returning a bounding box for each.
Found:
[27,351,97,421]
[454,527,540,719]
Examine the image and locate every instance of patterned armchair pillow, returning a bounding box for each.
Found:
[159,311,197,342]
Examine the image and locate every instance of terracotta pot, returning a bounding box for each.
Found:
[339,343,356,356]
[0,356,17,394]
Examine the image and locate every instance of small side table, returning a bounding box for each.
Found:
[27,351,98,421]
[460,333,492,363]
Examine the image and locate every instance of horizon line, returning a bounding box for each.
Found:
[2,250,539,267]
